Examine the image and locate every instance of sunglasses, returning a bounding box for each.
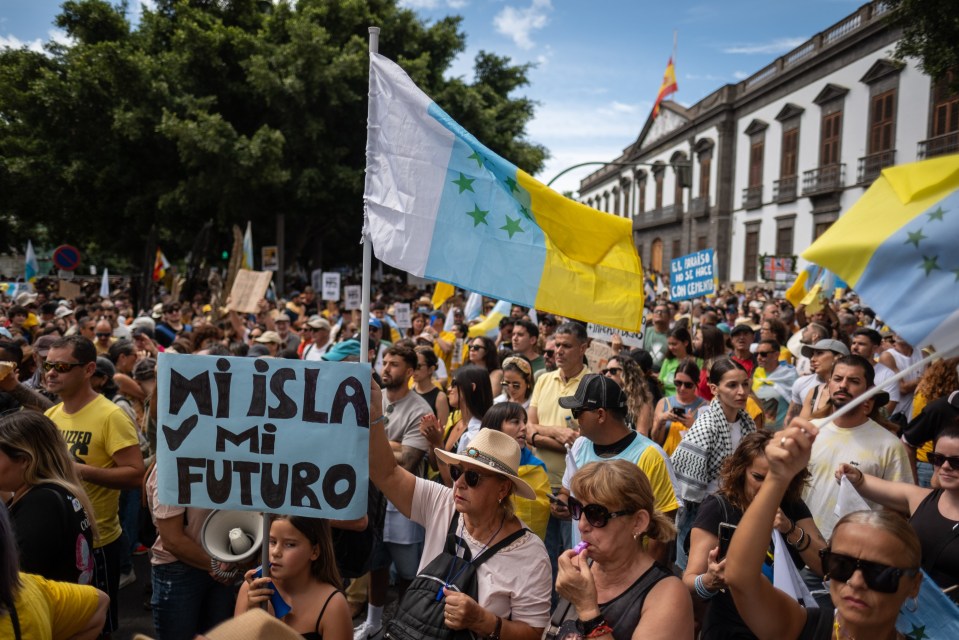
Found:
[544,350,555,357]
[601,367,622,376]
[469,344,485,351]
[820,549,918,594]
[567,496,634,528]
[95,332,112,338]
[756,350,776,357]
[929,452,959,469]
[675,380,696,389]
[570,407,597,419]
[43,361,83,373]
[501,381,523,390]
[448,465,492,488]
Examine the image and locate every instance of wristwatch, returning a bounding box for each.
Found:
[485,616,502,640]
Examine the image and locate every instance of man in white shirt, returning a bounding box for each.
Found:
[300,316,333,361]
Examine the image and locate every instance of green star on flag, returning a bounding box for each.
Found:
[500,215,524,239]
[920,255,941,276]
[905,228,926,249]
[519,205,533,220]
[465,204,489,227]
[928,206,945,221]
[907,624,928,640]
[467,151,484,169]
[504,176,520,194]
[452,173,476,194]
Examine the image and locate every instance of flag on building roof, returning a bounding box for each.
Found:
[24,240,39,284]
[652,57,678,119]
[803,155,959,353]
[364,53,644,332]
[153,248,171,282]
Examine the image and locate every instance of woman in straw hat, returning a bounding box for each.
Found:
[369,380,552,640]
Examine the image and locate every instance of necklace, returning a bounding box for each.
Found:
[832,612,905,640]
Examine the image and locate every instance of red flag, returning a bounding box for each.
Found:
[652,57,678,118]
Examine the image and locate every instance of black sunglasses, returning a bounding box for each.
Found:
[756,350,776,357]
[469,344,485,351]
[601,367,622,376]
[95,332,112,338]
[43,361,83,373]
[570,406,598,419]
[675,380,696,389]
[819,549,918,593]
[544,349,555,357]
[449,465,491,488]
[929,452,959,469]
[567,496,634,528]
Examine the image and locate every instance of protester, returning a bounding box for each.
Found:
[411,345,450,429]
[495,355,534,408]
[724,422,922,640]
[786,338,847,426]
[652,358,706,455]
[643,302,671,373]
[603,355,654,436]
[510,319,545,375]
[751,339,797,430]
[692,325,727,401]
[902,357,959,487]
[660,327,698,396]
[467,335,503,392]
[554,460,693,639]
[238,516,352,640]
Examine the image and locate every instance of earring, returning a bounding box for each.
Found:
[906,596,919,613]
[633,532,640,541]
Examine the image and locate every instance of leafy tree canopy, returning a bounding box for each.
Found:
[883,0,959,90]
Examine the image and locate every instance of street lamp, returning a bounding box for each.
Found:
[546,160,692,190]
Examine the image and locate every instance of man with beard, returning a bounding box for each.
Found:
[802,355,911,540]
[354,345,431,640]
[784,338,847,427]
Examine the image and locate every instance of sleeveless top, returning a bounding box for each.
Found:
[909,488,959,591]
[300,590,341,640]
[416,386,441,416]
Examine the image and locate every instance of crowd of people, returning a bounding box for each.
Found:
[0,280,956,640]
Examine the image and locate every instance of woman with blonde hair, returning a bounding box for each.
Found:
[553,460,693,640]
[0,411,97,584]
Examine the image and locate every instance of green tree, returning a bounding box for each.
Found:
[0,0,547,289]
[883,0,959,89]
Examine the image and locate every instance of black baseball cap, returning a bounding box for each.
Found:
[559,374,627,412]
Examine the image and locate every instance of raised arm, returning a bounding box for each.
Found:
[835,463,929,515]
[725,423,819,640]
[368,378,416,518]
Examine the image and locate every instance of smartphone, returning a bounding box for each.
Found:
[672,407,686,418]
[718,522,737,560]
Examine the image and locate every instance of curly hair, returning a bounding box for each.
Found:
[915,357,959,405]
[610,356,652,424]
[718,431,809,512]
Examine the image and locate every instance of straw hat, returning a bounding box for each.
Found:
[134,608,301,640]
[435,429,536,499]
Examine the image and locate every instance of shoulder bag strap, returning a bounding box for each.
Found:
[472,527,529,568]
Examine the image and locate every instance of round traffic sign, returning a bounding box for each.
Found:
[53,245,82,271]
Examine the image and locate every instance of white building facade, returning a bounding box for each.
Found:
[580,1,956,284]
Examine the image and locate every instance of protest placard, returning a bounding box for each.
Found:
[261,246,278,272]
[58,279,82,300]
[586,323,644,348]
[227,270,273,314]
[156,354,370,519]
[344,285,361,310]
[321,272,341,301]
[393,302,411,329]
[585,341,615,374]
[669,249,715,301]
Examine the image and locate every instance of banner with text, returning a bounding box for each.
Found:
[670,249,715,301]
[586,323,644,348]
[156,354,370,518]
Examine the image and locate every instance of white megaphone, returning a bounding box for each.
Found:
[200,510,264,566]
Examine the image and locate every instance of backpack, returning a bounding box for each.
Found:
[384,512,528,640]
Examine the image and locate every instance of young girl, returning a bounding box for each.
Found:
[238,516,352,640]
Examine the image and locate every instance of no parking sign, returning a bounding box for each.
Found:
[53,245,82,271]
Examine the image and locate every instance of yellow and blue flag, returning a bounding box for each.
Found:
[803,155,959,352]
[784,264,847,309]
[364,53,644,332]
[24,240,38,284]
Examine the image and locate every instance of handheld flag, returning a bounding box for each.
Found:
[432,281,455,309]
[652,57,678,119]
[803,155,959,352]
[364,53,644,332]
[24,240,39,284]
[468,300,511,338]
[153,249,170,282]
[100,268,110,298]
[242,222,254,271]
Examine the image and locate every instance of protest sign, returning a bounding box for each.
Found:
[227,270,273,314]
[585,341,615,374]
[156,354,370,519]
[261,246,278,272]
[393,302,411,329]
[670,249,715,300]
[344,285,362,310]
[321,272,341,301]
[58,279,82,300]
[586,323,644,348]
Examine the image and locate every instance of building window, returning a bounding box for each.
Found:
[672,238,682,261]
[697,235,708,251]
[612,187,620,216]
[638,177,646,214]
[749,139,764,188]
[776,222,794,256]
[869,89,896,154]
[744,227,760,281]
[821,110,842,166]
[651,238,664,272]
[781,127,798,178]
[699,156,711,199]
[814,220,833,239]
[932,73,959,138]
[654,172,664,210]
[621,179,631,218]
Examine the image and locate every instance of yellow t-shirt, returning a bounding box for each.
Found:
[912,392,933,463]
[0,573,99,640]
[46,395,140,547]
[530,367,590,488]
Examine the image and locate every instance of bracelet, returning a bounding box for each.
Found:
[485,615,502,640]
[371,414,388,427]
[852,469,865,487]
[695,574,719,600]
[787,526,805,549]
[530,432,540,447]
[785,518,796,535]
[576,614,607,636]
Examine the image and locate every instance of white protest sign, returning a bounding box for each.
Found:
[321,272,341,301]
[586,323,644,348]
[393,303,411,329]
[156,354,370,518]
[344,285,362,310]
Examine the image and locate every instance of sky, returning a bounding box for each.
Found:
[1,0,868,194]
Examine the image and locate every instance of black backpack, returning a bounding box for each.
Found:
[384,512,528,640]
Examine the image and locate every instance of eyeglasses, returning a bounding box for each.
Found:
[675,380,696,389]
[929,452,959,469]
[819,549,918,594]
[449,465,492,488]
[570,407,597,419]
[95,332,112,338]
[567,496,634,528]
[469,344,485,351]
[43,361,83,373]
[756,350,776,357]
[501,381,523,390]
[601,367,622,376]
[544,350,555,357]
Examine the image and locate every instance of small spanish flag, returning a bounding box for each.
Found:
[153,248,171,282]
[652,57,678,119]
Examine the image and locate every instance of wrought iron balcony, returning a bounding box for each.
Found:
[857,150,896,185]
[773,175,798,203]
[802,163,845,196]
[633,204,682,230]
[917,133,959,159]
[688,196,710,216]
[743,185,763,210]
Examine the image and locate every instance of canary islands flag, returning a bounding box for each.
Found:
[803,155,959,353]
[364,53,644,332]
[24,240,39,284]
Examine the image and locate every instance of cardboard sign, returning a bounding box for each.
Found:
[58,279,82,300]
[393,303,411,329]
[156,354,370,518]
[311,269,323,294]
[321,272,341,301]
[585,341,616,374]
[227,270,273,314]
[344,285,362,310]
[670,249,716,301]
[586,323,644,348]
[261,246,279,272]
